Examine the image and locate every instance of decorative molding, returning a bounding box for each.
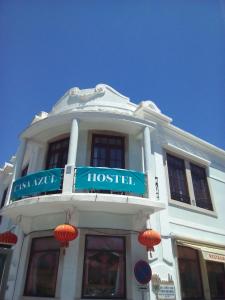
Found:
[69,85,105,100]
[165,124,225,159]
[163,143,211,166]
[169,217,225,236]
[209,175,225,184]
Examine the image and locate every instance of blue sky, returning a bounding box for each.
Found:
[0,0,225,167]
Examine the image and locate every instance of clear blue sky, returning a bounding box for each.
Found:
[0,0,225,167]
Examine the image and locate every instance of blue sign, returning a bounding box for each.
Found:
[134,260,152,284]
[11,168,62,201]
[75,167,145,195]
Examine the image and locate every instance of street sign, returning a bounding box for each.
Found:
[134,260,152,285]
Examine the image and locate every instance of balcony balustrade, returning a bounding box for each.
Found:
[10,167,147,202]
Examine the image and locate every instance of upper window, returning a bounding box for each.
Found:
[46,137,69,169]
[21,165,29,177]
[82,235,126,299]
[24,237,60,297]
[0,188,8,209]
[167,153,213,211]
[91,134,125,169]
[167,154,190,204]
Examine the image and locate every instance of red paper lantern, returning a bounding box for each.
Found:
[138,229,161,252]
[0,231,17,246]
[54,224,78,247]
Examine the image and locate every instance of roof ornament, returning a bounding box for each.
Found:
[69,86,105,101]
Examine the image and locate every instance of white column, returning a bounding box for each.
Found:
[144,127,151,172]
[67,119,79,166]
[5,139,27,205]
[14,139,27,179]
[60,210,80,300]
[63,119,79,194]
[143,127,156,200]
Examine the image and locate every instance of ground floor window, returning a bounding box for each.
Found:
[82,235,126,299]
[24,237,60,297]
[206,261,225,299]
[178,246,204,300]
[178,245,225,300]
[0,252,7,289]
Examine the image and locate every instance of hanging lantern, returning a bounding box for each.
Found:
[0,231,17,246]
[138,229,161,252]
[54,224,78,248]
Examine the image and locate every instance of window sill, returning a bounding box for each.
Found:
[169,199,217,218]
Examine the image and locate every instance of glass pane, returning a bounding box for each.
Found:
[207,261,225,299]
[83,236,126,299]
[24,237,60,297]
[86,236,124,251]
[108,137,123,146]
[32,237,60,251]
[46,138,69,169]
[0,253,7,288]
[190,164,212,210]
[94,137,107,144]
[178,246,203,300]
[25,251,59,297]
[110,149,122,161]
[91,135,125,169]
[167,154,190,203]
[93,147,106,159]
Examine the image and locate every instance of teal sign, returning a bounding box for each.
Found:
[75,167,145,195]
[11,168,62,201]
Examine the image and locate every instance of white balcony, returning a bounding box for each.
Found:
[1,167,165,223]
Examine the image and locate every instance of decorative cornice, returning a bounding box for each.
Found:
[69,85,105,101]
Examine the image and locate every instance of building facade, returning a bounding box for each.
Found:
[0,84,224,300]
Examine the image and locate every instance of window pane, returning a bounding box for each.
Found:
[91,135,125,169]
[178,246,203,300]
[24,237,60,297]
[207,261,225,299]
[190,164,212,210]
[32,237,60,251]
[0,253,7,288]
[1,188,8,209]
[82,235,126,299]
[21,165,29,177]
[167,154,190,204]
[86,236,125,251]
[46,138,69,169]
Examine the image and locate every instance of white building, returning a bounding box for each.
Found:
[0,84,224,300]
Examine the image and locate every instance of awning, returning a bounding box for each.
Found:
[177,240,225,264]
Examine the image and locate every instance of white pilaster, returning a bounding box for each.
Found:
[6,139,27,205]
[27,142,42,174]
[14,139,27,180]
[60,210,80,300]
[63,119,79,194]
[67,119,79,166]
[143,127,156,200]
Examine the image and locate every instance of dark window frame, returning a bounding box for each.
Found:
[24,236,60,298]
[177,246,204,300]
[91,134,125,169]
[82,234,126,299]
[166,152,213,211]
[21,165,29,177]
[206,261,225,300]
[0,188,8,209]
[167,153,190,204]
[190,163,212,211]
[46,137,69,169]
